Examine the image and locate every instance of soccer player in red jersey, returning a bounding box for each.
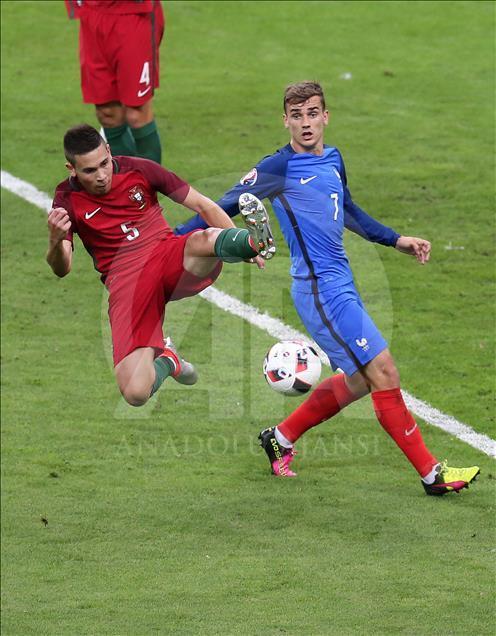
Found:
[47,124,273,406]
[65,0,165,163]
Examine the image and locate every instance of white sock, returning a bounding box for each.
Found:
[421,463,441,485]
[274,427,293,449]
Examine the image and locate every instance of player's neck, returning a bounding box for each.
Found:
[290,140,325,156]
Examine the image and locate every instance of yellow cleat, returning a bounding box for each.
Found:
[422,461,480,496]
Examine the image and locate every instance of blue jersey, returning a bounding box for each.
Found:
[175,144,400,288]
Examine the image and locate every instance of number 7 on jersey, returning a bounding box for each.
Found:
[331,193,339,221]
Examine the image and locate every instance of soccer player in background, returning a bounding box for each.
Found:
[174,81,480,496]
[65,0,165,164]
[47,124,272,407]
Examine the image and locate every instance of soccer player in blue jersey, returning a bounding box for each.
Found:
[175,81,480,496]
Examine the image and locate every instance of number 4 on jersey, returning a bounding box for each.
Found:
[140,62,150,86]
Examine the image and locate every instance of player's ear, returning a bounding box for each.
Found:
[65,161,76,177]
[323,110,330,126]
[105,143,112,157]
[283,113,290,129]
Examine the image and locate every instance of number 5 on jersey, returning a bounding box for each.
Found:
[121,223,139,241]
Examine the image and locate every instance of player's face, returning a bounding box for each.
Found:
[67,143,113,196]
[284,95,329,154]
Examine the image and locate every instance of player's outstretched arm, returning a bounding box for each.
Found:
[395,236,431,264]
[46,207,72,277]
[181,187,237,230]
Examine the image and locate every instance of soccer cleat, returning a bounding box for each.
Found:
[161,337,198,385]
[422,461,480,496]
[258,427,297,477]
[238,193,276,260]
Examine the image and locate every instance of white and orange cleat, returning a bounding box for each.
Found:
[161,337,198,385]
[239,193,276,260]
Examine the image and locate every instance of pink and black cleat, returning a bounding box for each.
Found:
[258,427,297,477]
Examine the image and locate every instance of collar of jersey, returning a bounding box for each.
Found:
[285,143,334,158]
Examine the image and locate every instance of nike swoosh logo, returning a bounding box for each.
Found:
[405,424,418,436]
[232,230,242,241]
[85,207,101,219]
[137,86,151,98]
[300,176,317,185]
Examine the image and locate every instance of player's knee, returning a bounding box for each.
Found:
[122,392,149,407]
[125,104,153,129]
[201,227,222,245]
[386,365,400,386]
[120,383,150,407]
[378,358,400,387]
[95,103,125,128]
[365,350,400,391]
[188,227,221,253]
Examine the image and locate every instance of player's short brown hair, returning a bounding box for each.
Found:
[64,124,105,165]
[283,81,326,112]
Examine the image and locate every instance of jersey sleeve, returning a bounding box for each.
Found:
[174,151,287,235]
[52,183,75,246]
[216,153,288,216]
[338,152,400,247]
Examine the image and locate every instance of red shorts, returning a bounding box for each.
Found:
[106,234,222,366]
[79,3,165,106]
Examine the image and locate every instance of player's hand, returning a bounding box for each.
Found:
[245,255,265,270]
[48,207,71,243]
[395,236,431,264]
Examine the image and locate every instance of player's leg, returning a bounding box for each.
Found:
[115,341,196,407]
[259,371,368,477]
[361,350,479,494]
[358,348,438,477]
[299,289,440,482]
[258,285,370,476]
[124,99,161,164]
[275,370,369,444]
[78,11,137,157]
[95,101,138,157]
[117,8,164,163]
[115,346,156,406]
[108,259,196,407]
[183,227,259,278]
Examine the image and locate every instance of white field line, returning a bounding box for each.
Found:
[2,169,495,459]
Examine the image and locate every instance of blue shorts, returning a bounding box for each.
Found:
[291,279,388,377]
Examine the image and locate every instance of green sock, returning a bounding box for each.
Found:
[131,120,162,164]
[214,228,259,263]
[103,124,137,157]
[150,356,174,396]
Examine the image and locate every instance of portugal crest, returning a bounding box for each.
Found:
[128,185,147,210]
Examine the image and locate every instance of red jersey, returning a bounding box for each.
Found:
[65,1,159,18]
[52,156,189,281]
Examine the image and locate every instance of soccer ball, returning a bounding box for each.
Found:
[263,340,322,396]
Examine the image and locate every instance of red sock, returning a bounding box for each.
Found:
[278,374,358,443]
[372,388,437,477]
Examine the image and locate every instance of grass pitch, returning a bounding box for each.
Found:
[1,1,495,634]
